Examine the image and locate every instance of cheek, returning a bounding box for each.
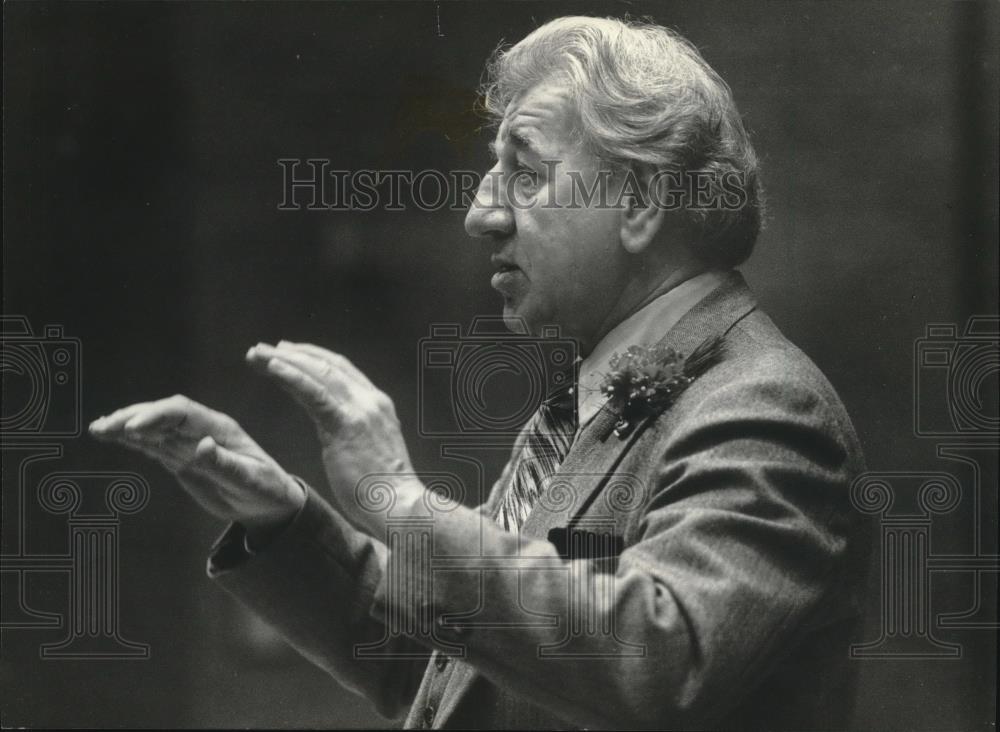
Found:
[516,207,621,297]
[567,209,621,261]
[566,213,625,292]
[519,212,576,278]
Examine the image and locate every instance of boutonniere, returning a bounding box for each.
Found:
[600,335,725,438]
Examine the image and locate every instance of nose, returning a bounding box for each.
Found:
[465,165,514,239]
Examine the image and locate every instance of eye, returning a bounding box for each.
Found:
[514,164,539,189]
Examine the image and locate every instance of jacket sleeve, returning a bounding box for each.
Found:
[367,370,863,729]
[207,483,426,721]
[205,447,522,722]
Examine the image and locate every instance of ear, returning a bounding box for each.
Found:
[618,169,667,255]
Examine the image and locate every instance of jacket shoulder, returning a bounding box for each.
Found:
[694,310,853,418]
[646,307,864,473]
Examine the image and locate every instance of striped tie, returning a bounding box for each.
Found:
[497,384,578,532]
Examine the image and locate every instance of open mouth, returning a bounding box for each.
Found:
[490,261,522,292]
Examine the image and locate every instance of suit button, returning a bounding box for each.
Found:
[422,705,436,728]
[435,654,449,671]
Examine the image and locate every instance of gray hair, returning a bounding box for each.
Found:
[481,16,764,268]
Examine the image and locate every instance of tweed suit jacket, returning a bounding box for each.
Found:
[209,271,869,730]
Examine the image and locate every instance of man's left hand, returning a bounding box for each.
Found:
[247,341,424,535]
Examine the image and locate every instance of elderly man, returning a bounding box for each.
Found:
[91,16,867,730]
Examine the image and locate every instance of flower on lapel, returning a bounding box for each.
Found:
[600,335,725,438]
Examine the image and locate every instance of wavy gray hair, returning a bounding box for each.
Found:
[481,16,764,268]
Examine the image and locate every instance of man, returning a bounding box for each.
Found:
[90,17,868,730]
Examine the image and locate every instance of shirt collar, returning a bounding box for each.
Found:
[575,270,728,430]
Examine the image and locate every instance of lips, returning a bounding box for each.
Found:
[490,254,519,274]
[490,257,524,293]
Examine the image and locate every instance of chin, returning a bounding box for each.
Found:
[500,305,527,334]
[501,298,557,337]
[500,299,535,335]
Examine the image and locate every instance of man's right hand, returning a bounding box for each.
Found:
[89,395,306,538]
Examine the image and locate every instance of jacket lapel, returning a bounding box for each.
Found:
[522,269,757,539]
[518,402,633,538]
[653,270,757,364]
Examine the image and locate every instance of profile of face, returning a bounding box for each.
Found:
[464,82,632,342]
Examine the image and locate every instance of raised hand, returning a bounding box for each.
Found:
[246,341,426,534]
[89,395,305,535]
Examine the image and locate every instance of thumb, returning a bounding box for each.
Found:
[193,435,262,487]
[194,434,218,460]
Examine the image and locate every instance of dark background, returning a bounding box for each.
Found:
[2,1,997,728]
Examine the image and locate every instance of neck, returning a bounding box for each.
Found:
[578,260,709,358]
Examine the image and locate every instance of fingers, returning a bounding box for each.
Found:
[101,425,204,472]
[248,341,371,391]
[190,435,263,487]
[88,389,301,526]
[113,431,190,472]
[275,341,373,387]
[182,436,304,524]
[89,395,256,481]
[117,430,273,506]
[90,400,165,439]
[120,402,190,435]
[260,355,343,426]
[247,342,358,428]
[250,343,334,383]
[90,394,233,443]
[247,343,341,388]
[276,340,343,366]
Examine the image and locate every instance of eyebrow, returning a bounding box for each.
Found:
[508,129,538,154]
[490,128,543,160]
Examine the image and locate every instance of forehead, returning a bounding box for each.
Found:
[495,81,577,155]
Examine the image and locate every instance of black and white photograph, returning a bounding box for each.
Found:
[2,2,997,729]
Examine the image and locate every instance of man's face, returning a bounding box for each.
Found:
[465,82,628,340]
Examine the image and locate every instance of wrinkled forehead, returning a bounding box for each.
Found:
[494,81,580,156]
